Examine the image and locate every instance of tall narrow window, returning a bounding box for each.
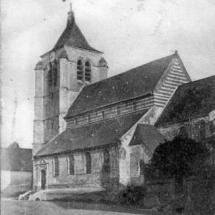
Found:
[210,120,215,135]
[53,61,58,87]
[199,120,206,142]
[68,155,75,175]
[53,157,59,176]
[77,59,84,81]
[103,150,110,173]
[48,70,52,86]
[85,61,91,82]
[178,126,188,139]
[85,152,91,174]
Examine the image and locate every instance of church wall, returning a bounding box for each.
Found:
[119,107,163,186]
[67,95,157,129]
[65,46,107,83]
[154,57,190,107]
[157,115,215,143]
[34,146,119,190]
[33,69,45,156]
[65,55,191,131]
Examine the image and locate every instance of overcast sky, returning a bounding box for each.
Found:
[2,0,215,148]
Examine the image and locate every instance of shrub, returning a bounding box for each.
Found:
[115,185,147,205]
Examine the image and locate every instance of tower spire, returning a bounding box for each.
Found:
[67,1,74,26]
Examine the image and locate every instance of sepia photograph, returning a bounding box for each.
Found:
[1,0,215,214]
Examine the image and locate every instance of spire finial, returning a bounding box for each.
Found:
[67,1,75,26]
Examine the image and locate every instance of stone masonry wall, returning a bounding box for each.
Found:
[34,146,119,190]
[158,115,215,143]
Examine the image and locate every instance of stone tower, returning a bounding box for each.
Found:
[33,8,108,156]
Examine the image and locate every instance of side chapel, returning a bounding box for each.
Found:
[33,7,191,191]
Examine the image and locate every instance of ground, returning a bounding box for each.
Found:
[1,199,163,215]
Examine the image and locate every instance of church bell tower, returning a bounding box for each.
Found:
[33,6,108,156]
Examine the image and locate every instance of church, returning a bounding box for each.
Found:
[33,7,192,191]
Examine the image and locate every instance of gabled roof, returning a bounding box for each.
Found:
[35,110,148,157]
[129,124,165,153]
[156,75,215,126]
[66,53,178,118]
[53,11,102,53]
[1,142,32,172]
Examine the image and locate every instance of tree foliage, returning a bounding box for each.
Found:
[145,137,209,182]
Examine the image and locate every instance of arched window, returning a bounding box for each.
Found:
[53,61,58,87]
[68,155,75,175]
[85,61,91,82]
[178,126,188,139]
[77,59,84,81]
[199,120,206,141]
[103,150,110,173]
[53,157,59,176]
[48,70,52,86]
[210,120,215,135]
[85,152,91,174]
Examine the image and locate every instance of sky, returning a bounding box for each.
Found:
[1,0,215,148]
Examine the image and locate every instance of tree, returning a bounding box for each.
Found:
[145,136,209,184]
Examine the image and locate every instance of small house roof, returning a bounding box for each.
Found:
[1,142,32,172]
[129,124,165,153]
[156,75,215,126]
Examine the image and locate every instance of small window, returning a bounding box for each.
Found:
[103,150,110,173]
[133,101,137,110]
[87,115,91,122]
[85,61,91,82]
[116,106,120,115]
[85,152,91,174]
[178,126,188,139]
[77,59,84,81]
[199,120,206,141]
[53,157,59,176]
[68,155,75,175]
[102,111,105,119]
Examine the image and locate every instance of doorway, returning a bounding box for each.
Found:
[41,169,46,190]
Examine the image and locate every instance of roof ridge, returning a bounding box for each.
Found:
[82,53,176,90]
[177,74,215,89]
[65,53,177,117]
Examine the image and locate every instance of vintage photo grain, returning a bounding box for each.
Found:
[1,0,215,214]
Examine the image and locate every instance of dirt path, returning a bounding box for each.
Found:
[1,199,162,215]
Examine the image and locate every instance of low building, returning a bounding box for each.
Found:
[156,75,215,149]
[1,142,33,197]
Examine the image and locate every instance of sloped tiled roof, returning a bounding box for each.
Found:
[129,124,165,153]
[53,12,102,53]
[35,110,148,157]
[66,53,178,118]
[1,142,32,172]
[156,75,215,126]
